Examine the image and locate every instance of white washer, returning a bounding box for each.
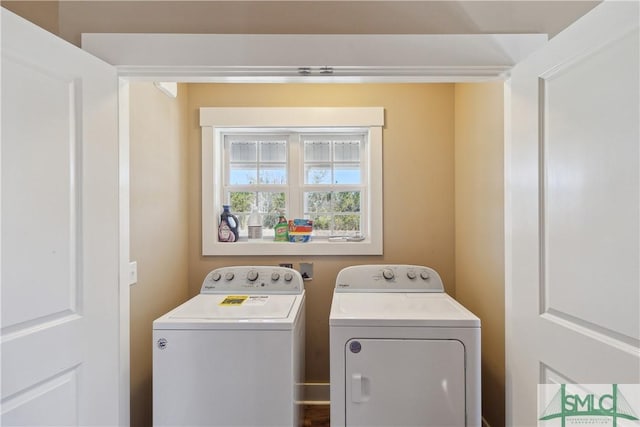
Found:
[153,266,305,427]
[329,264,481,427]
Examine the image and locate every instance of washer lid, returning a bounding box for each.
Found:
[329,292,480,327]
[153,293,303,330]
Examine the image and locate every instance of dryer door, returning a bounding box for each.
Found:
[345,338,466,426]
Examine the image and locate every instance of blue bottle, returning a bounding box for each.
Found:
[218,205,239,242]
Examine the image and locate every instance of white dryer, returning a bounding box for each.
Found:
[329,264,481,427]
[153,266,305,427]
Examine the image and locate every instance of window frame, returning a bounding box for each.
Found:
[201,107,384,256]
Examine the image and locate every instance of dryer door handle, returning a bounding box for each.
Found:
[351,373,370,403]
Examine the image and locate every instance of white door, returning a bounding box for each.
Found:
[345,339,466,427]
[506,1,640,425]
[1,9,124,426]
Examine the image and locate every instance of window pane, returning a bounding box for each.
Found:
[305,192,331,213]
[308,215,331,231]
[258,192,286,229]
[304,141,331,162]
[221,129,369,243]
[334,214,361,232]
[259,165,287,184]
[334,141,360,162]
[229,192,256,223]
[334,164,361,184]
[229,165,257,185]
[230,141,257,162]
[305,165,331,184]
[334,191,361,212]
[260,141,287,162]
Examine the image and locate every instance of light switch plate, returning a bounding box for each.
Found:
[129,261,138,285]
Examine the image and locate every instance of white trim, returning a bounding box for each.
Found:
[97,66,512,83]
[118,78,131,427]
[200,107,384,127]
[503,76,514,427]
[201,107,383,256]
[81,33,548,83]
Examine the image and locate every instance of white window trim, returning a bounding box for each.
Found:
[201,107,384,256]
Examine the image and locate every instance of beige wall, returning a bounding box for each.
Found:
[129,82,190,427]
[1,1,59,35]
[186,83,456,382]
[454,82,505,427]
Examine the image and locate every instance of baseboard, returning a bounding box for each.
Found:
[297,382,330,405]
[482,416,491,427]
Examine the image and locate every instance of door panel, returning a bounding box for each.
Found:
[2,49,80,334]
[541,29,639,343]
[1,9,122,426]
[345,339,465,427]
[1,369,78,426]
[506,1,640,425]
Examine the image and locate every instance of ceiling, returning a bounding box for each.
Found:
[50,1,601,46]
[72,0,598,81]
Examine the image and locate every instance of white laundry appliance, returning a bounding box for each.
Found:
[329,264,481,427]
[153,266,305,427]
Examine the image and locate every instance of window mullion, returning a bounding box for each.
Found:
[288,133,301,219]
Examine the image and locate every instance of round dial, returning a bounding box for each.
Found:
[224,272,235,281]
[284,272,293,282]
[420,271,430,280]
[271,272,280,281]
[407,271,416,280]
[247,270,259,282]
[382,269,394,280]
[211,272,221,282]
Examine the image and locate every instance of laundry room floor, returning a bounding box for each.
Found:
[302,404,330,427]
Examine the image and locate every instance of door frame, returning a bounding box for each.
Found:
[107,35,532,427]
[118,79,132,427]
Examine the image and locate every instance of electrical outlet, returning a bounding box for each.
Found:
[279,263,293,269]
[300,263,313,281]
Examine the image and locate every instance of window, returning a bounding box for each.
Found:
[224,134,289,233]
[201,107,384,256]
[223,131,367,238]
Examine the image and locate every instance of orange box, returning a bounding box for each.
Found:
[288,220,313,233]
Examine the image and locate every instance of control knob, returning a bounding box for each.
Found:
[271,272,280,281]
[211,272,221,282]
[284,272,293,282]
[420,271,430,280]
[407,271,416,280]
[247,270,259,282]
[224,272,235,281]
[382,269,394,280]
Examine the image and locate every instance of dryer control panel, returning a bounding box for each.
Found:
[335,264,444,293]
[201,266,304,294]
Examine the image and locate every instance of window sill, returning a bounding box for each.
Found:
[203,237,382,256]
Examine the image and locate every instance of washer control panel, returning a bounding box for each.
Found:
[201,266,303,294]
[335,264,444,293]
